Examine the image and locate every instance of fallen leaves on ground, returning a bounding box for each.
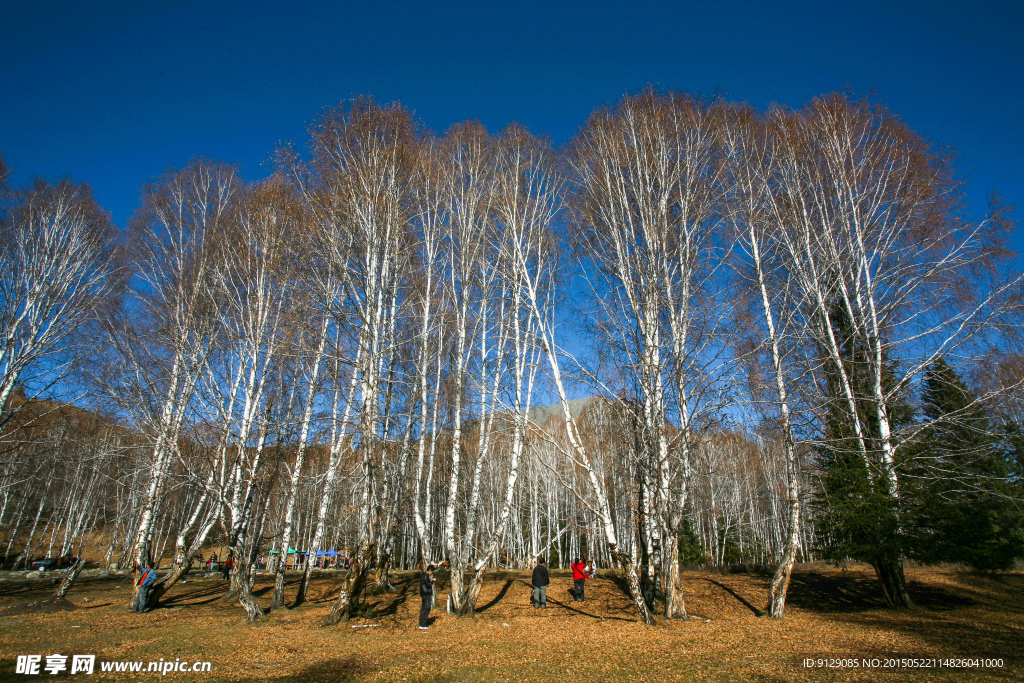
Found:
[0,564,1020,682]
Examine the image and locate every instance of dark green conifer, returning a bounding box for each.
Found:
[812,305,914,607]
[903,359,1023,570]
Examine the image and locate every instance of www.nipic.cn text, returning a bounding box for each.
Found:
[15,655,213,675]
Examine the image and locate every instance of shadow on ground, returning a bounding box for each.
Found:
[265,656,379,682]
[827,572,1024,660]
[785,571,973,614]
[475,578,514,612]
[362,576,412,618]
[698,578,764,617]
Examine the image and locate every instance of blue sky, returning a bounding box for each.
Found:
[2,0,1022,238]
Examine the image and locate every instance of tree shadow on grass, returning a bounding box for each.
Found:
[0,582,71,599]
[0,597,79,616]
[309,580,347,605]
[812,572,1023,663]
[785,572,973,614]
[251,576,302,598]
[546,595,636,621]
[699,578,764,617]
[161,583,229,607]
[831,611,1021,660]
[304,575,416,619]
[564,575,638,622]
[475,578,514,613]
[365,577,412,618]
[0,584,30,599]
[951,571,1024,611]
[605,574,651,619]
[268,655,380,682]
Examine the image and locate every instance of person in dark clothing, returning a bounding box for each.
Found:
[571,558,588,602]
[133,564,158,613]
[531,559,550,608]
[223,556,232,581]
[419,564,436,630]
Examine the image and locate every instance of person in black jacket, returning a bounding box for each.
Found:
[418,564,436,630]
[531,559,549,608]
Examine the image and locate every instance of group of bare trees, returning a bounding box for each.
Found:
[0,161,122,577]
[1,88,1021,626]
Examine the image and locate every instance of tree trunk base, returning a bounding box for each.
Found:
[766,553,796,619]
[611,550,655,625]
[231,566,266,623]
[292,565,313,608]
[872,557,914,609]
[53,559,86,601]
[270,569,286,610]
[323,546,372,626]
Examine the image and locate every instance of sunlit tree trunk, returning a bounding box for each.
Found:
[272,314,328,609]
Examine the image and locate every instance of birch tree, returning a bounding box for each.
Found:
[271,305,328,608]
[722,104,805,618]
[453,124,551,613]
[0,175,117,456]
[304,98,417,625]
[200,177,301,621]
[768,95,1021,607]
[429,121,496,615]
[570,90,733,619]
[120,160,238,602]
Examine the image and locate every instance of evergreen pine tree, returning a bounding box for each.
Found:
[812,306,915,607]
[998,421,1024,556]
[903,359,1024,570]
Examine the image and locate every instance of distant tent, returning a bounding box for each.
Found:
[326,548,339,556]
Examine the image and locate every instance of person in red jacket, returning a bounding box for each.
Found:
[571,558,589,602]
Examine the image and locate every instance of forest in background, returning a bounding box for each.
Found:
[1,89,1022,625]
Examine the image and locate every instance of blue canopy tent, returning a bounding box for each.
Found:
[313,548,341,568]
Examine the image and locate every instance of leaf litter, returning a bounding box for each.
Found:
[0,564,1019,682]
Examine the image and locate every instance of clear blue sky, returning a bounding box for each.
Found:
[3,0,1022,238]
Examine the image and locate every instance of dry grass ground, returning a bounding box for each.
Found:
[0,564,1020,682]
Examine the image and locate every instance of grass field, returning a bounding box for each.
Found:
[0,564,1020,682]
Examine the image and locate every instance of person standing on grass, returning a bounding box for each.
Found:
[531,559,550,608]
[419,564,436,630]
[571,558,589,602]
[223,556,232,581]
[133,564,158,613]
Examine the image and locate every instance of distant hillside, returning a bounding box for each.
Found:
[525,397,597,425]
[445,397,601,439]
